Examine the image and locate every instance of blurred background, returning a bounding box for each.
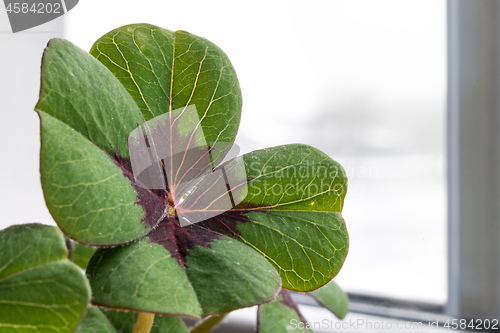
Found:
[0,0,447,306]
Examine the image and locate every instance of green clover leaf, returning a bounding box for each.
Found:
[35,23,349,319]
[0,224,90,333]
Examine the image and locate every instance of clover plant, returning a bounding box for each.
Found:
[0,23,349,333]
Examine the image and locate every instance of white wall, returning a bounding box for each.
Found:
[0,9,63,228]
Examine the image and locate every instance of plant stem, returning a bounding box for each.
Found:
[190,314,228,333]
[133,312,155,333]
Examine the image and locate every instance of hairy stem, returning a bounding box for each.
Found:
[133,312,155,333]
[190,314,228,333]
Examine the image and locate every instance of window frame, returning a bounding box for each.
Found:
[446,0,500,320]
